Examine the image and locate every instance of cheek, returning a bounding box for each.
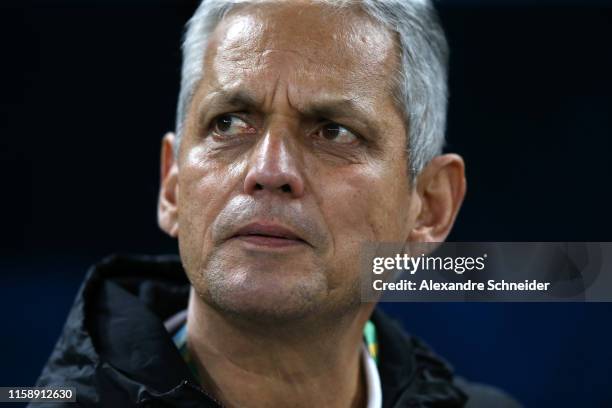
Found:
[177,145,245,268]
[313,164,412,294]
[317,162,412,262]
[365,172,412,241]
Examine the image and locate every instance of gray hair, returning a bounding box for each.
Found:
[175,0,449,177]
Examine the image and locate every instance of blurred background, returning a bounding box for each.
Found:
[1,0,611,406]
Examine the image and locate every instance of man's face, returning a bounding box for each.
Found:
[174,3,416,320]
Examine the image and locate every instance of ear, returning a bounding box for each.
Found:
[409,154,466,242]
[158,132,179,237]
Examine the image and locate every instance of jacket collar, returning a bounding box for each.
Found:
[83,254,218,406]
[372,310,467,407]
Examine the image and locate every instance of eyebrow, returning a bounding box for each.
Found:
[201,89,380,139]
[304,99,383,143]
[304,98,363,122]
[200,89,261,114]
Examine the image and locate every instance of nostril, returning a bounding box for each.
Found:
[255,183,264,191]
[281,184,291,193]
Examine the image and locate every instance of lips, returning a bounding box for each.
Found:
[230,222,308,248]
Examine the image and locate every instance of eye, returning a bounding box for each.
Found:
[317,123,358,144]
[212,114,254,137]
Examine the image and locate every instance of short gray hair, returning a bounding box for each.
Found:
[175,0,449,177]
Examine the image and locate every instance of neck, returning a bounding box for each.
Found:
[185,288,373,408]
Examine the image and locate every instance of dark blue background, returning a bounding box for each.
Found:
[1,1,611,406]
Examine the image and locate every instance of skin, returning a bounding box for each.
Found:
[158,2,466,407]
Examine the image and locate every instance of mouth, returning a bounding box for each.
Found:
[230,222,309,249]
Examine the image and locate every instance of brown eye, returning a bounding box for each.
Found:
[319,123,358,144]
[212,115,253,137]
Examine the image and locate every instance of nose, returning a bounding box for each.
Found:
[243,128,305,198]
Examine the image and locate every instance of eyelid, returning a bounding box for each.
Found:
[319,121,363,143]
[210,113,251,130]
[214,113,247,124]
[204,114,255,143]
[207,113,368,146]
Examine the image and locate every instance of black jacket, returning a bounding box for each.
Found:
[33,255,520,407]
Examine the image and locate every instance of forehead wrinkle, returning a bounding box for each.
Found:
[213,44,392,101]
[215,2,397,72]
[197,1,403,130]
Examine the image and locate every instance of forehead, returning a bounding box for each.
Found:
[201,2,399,105]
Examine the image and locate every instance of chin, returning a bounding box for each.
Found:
[198,255,330,323]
